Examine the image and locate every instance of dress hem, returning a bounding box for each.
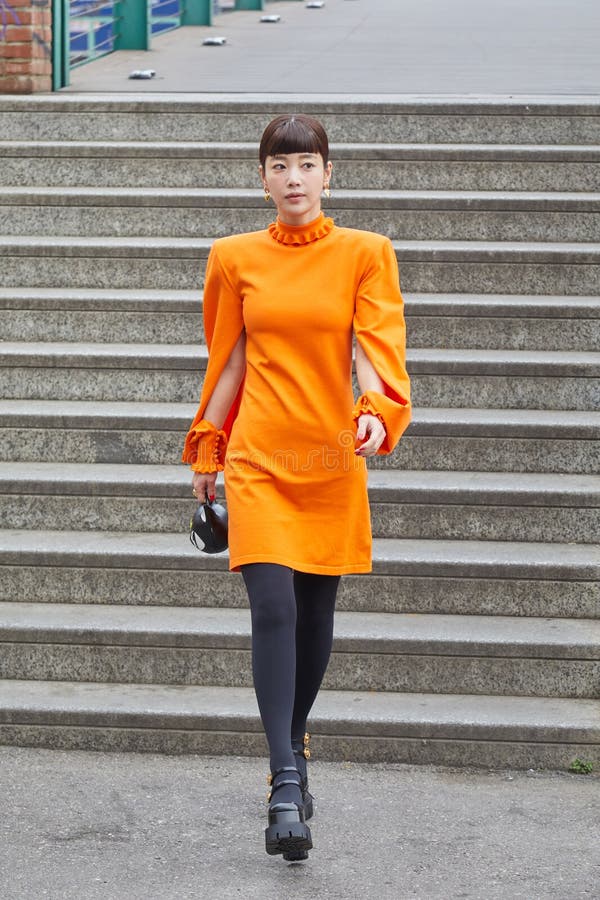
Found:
[228,553,372,576]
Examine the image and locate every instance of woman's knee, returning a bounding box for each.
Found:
[242,563,296,633]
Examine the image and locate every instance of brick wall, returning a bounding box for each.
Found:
[0,0,53,93]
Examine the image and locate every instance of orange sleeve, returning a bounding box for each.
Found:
[181,243,245,467]
[352,237,411,454]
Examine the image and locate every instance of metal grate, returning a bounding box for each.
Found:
[150,0,182,35]
[69,0,118,67]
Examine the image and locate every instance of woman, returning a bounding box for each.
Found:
[182,114,411,861]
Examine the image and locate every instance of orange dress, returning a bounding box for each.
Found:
[182,213,411,575]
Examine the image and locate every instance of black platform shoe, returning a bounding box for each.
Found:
[292,732,315,820]
[282,734,314,862]
[265,765,312,859]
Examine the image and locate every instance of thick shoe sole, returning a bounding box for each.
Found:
[283,848,310,862]
[282,792,313,861]
[265,815,312,857]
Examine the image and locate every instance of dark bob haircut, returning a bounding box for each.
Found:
[259,114,329,168]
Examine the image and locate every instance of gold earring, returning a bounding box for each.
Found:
[323,184,331,199]
[264,189,271,202]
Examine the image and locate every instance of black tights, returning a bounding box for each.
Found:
[241,563,339,785]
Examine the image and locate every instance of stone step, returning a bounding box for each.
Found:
[2,399,598,473]
[2,235,598,294]
[405,293,600,352]
[1,342,597,410]
[1,141,599,191]
[1,95,599,144]
[1,528,597,588]
[0,678,597,768]
[366,470,599,543]
[1,288,598,351]
[1,528,597,620]
[0,288,204,344]
[3,187,600,242]
[384,407,600,475]
[0,602,597,699]
[1,463,596,544]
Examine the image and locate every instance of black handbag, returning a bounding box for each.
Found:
[190,499,228,554]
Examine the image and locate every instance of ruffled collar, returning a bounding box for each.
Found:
[268,212,334,246]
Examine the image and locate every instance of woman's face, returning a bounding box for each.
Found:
[261,152,332,226]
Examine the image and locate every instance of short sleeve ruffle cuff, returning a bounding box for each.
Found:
[268,212,334,246]
[182,419,228,473]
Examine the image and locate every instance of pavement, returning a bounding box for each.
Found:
[64,0,600,95]
[0,746,598,899]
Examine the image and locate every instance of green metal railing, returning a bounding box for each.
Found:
[69,0,119,68]
[54,0,258,88]
[150,0,182,37]
[52,0,70,90]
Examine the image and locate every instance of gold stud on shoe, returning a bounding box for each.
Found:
[303,733,312,759]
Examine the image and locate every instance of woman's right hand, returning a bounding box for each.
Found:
[192,471,218,503]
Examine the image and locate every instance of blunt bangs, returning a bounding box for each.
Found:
[259,114,329,167]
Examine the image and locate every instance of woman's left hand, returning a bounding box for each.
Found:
[355,414,386,457]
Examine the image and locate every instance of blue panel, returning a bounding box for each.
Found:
[69,0,117,67]
[151,0,182,36]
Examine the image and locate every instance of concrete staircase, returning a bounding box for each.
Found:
[0,95,598,769]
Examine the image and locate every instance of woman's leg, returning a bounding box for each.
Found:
[291,572,340,744]
[241,562,301,806]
